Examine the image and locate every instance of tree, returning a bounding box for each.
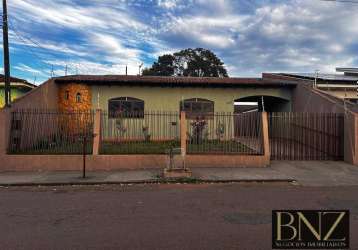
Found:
[143,48,228,77]
[142,54,175,76]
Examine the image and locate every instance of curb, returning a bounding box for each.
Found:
[0,178,297,187]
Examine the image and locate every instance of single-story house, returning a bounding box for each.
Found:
[278,67,358,104]
[52,75,295,115]
[0,75,36,108]
[2,73,358,171]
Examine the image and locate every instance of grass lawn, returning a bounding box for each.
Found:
[101,141,181,154]
[187,140,258,154]
[9,140,260,155]
[100,140,259,155]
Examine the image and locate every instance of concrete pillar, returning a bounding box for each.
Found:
[261,112,270,165]
[163,111,191,177]
[344,111,358,165]
[0,108,10,155]
[180,111,187,157]
[92,109,102,155]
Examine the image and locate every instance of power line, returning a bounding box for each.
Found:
[7,19,87,77]
[9,27,53,75]
[9,22,90,76]
[9,22,54,62]
[7,21,69,77]
[8,19,56,54]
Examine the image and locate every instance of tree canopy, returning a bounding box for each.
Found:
[143,48,228,77]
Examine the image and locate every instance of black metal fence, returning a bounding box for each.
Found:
[268,112,344,160]
[8,110,94,154]
[186,112,264,155]
[9,110,344,160]
[100,111,180,154]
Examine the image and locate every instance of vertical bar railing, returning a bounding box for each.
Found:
[8,109,94,154]
[268,112,344,160]
[186,112,264,155]
[100,111,180,154]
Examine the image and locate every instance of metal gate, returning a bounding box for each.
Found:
[268,112,344,160]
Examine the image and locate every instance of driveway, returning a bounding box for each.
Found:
[271,160,358,186]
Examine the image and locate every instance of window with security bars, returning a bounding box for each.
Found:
[108,97,145,118]
[180,98,214,119]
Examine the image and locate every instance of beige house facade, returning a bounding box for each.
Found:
[54,75,294,114]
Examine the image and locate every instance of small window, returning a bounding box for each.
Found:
[76,93,82,103]
[64,91,69,100]
[180,98,214,119]
[108,97,144,118]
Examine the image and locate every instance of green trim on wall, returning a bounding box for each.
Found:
[0,88,29,108]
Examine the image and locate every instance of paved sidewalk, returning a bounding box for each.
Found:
[0,161,357,186]
[272,161,358,186]
[194,161,358,186]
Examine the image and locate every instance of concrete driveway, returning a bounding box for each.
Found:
[271,160,358,186]
[193,161,358,186]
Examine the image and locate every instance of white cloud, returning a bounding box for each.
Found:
[155,0,358,75]
[158,0,178,9]
[90,33,140,59]
[8,0,358,80]
[9,0,146,31]
[199,34,235,48]
[9,30,89,57]
[8,0,159,80]
[14,63,45,75]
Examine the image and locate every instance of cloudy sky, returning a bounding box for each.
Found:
[2,0,358,84]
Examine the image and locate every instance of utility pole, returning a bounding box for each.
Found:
[314,70,319,89]
[138,63,143,76]
[2,0,11,107]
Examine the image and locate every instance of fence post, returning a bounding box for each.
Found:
[262,112,270,165]
[93,109,102,155]
[180,111,187,158]
[0,108,10,155]
[344,111,358,165]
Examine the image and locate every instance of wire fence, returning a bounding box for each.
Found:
[100,111,180,154]
[186,112,264,155]
[268,112,344,160]
[8,110,94,154]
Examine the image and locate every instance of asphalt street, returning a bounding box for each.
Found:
[0,183,357,250]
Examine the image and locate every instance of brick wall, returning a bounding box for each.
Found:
[58,83,92,112]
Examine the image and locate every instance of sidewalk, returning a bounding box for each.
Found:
[0,161,357,186]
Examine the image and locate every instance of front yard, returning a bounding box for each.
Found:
[100,140,258,155]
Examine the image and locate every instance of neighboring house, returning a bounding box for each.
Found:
[53,75,295,115]
[278,67,358,104]
[0,75,36,108]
